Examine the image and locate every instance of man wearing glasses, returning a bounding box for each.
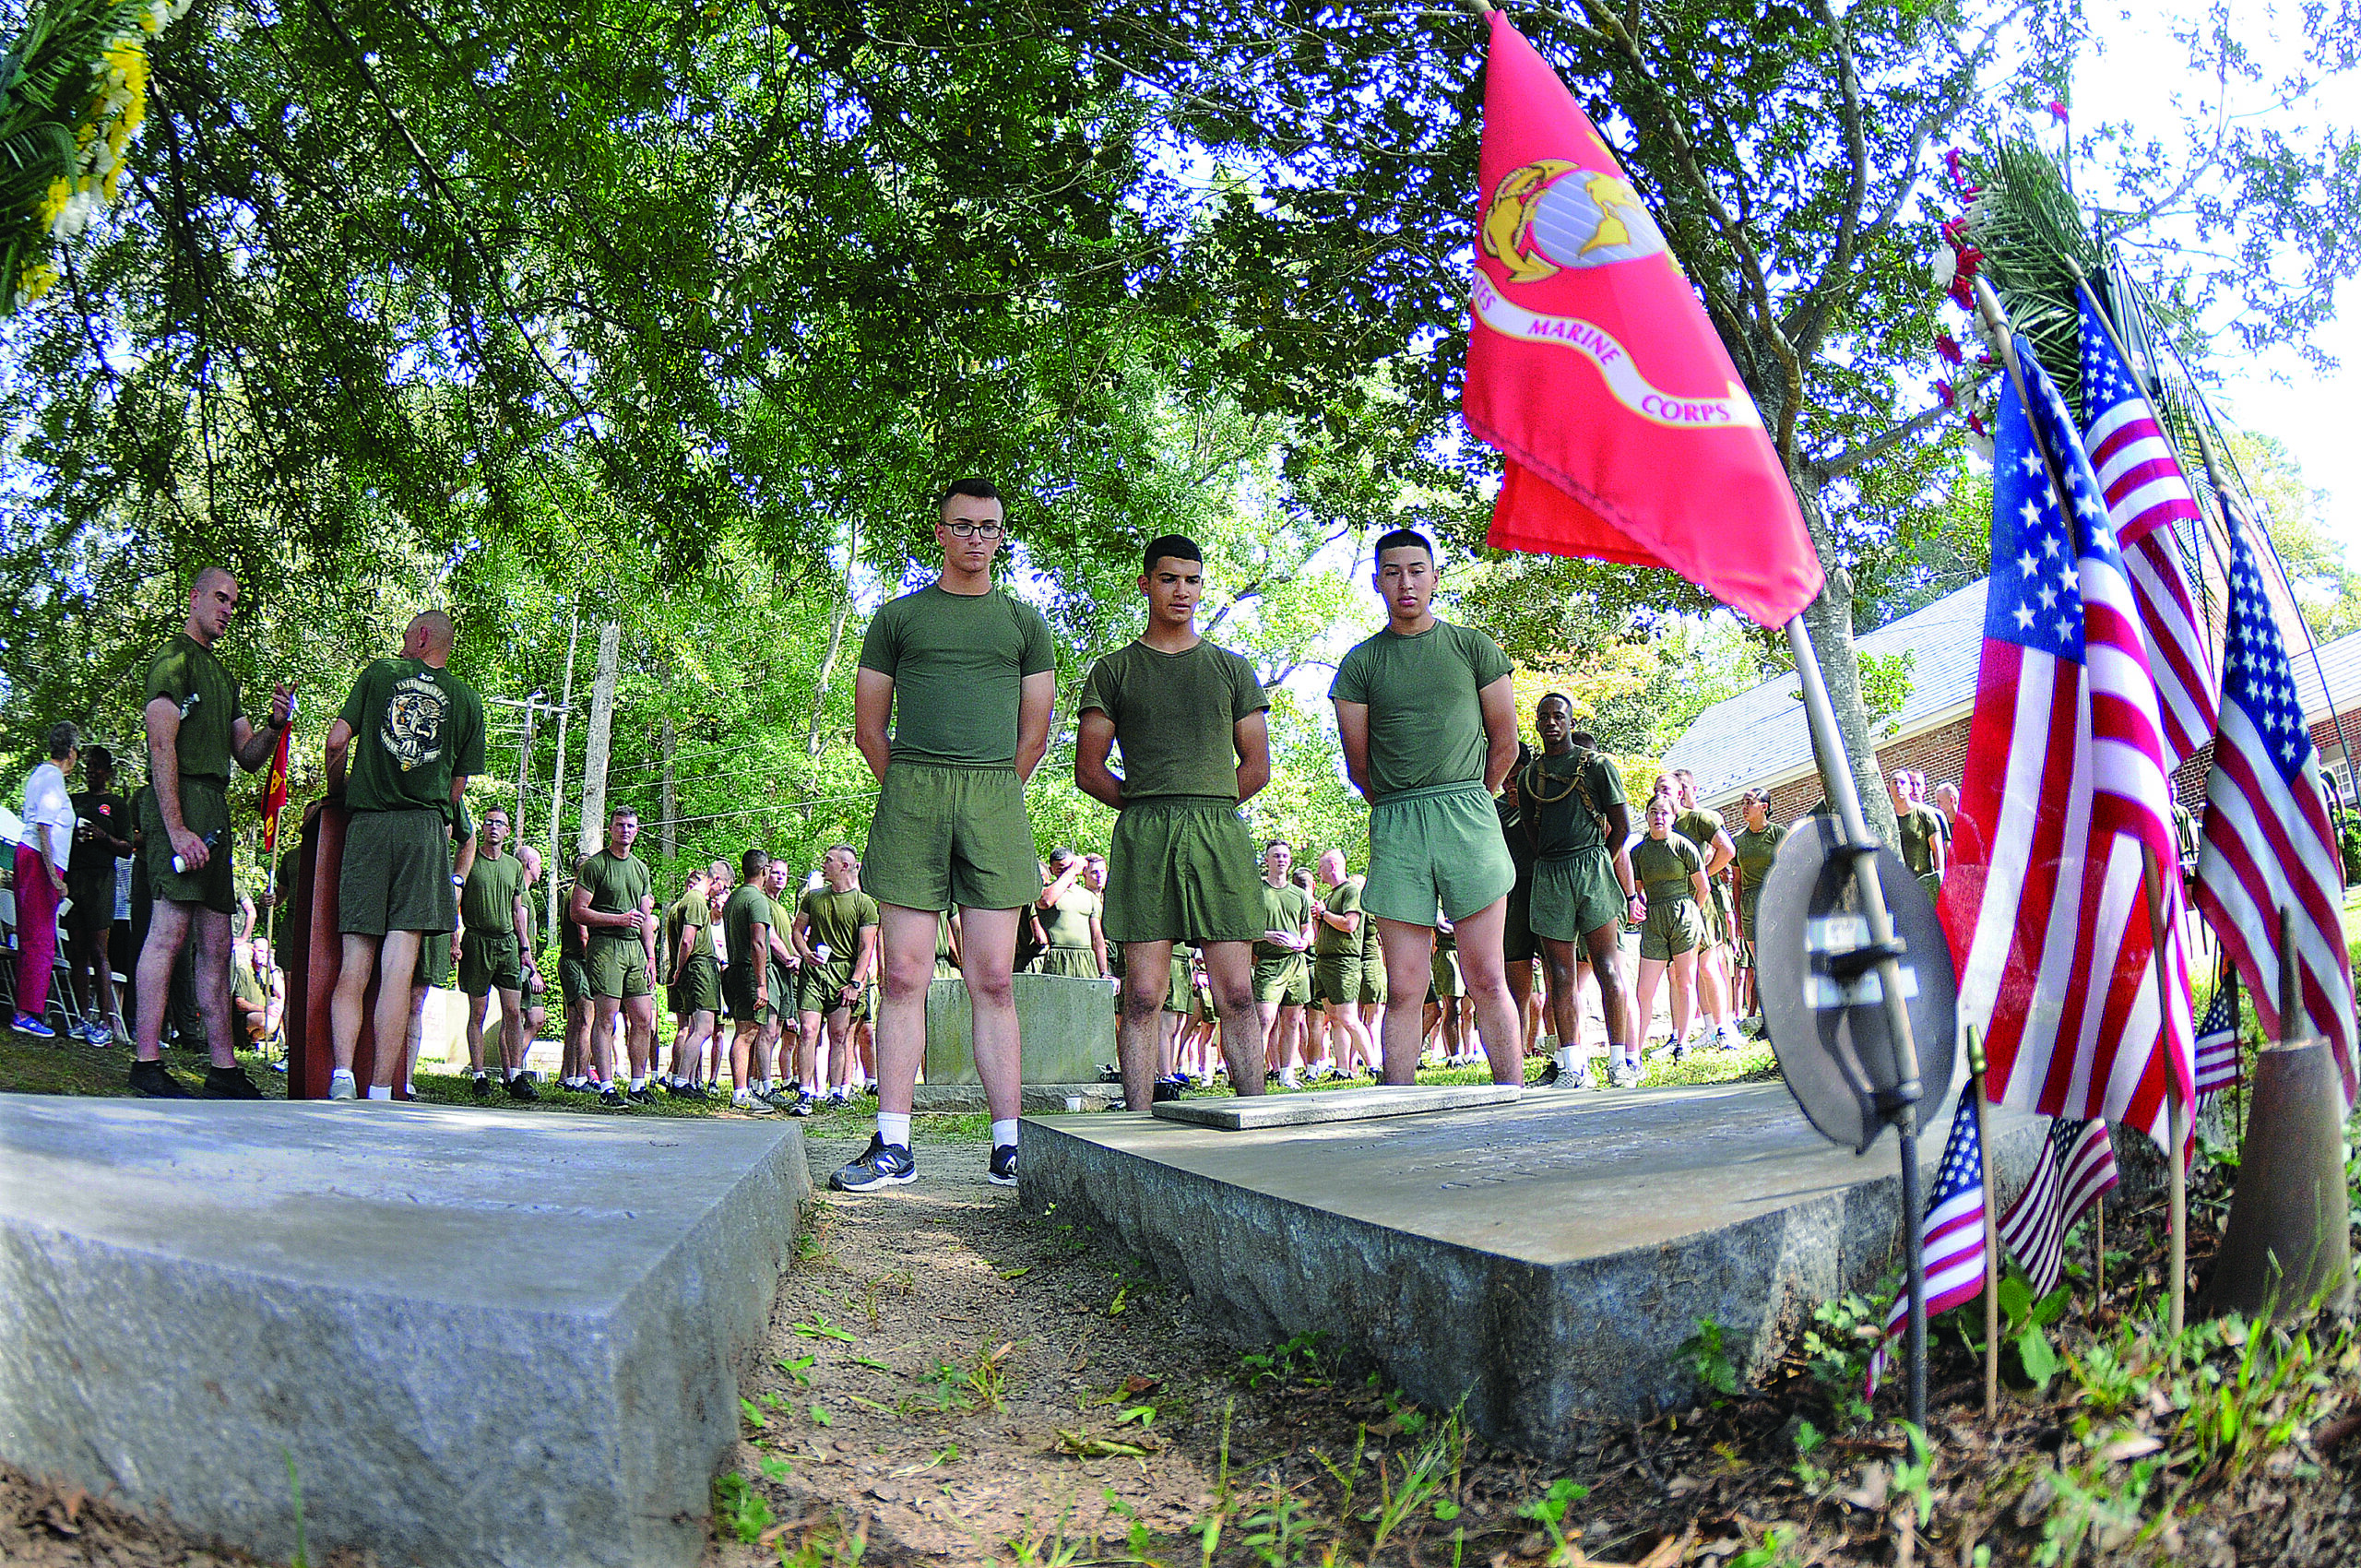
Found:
[840,480,1056,1193]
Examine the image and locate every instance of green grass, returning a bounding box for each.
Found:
[0,1027,290,1097]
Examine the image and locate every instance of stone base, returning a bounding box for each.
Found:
[1153,1083,1522,1130]
[1020,1083,2040,1455]
[0,1096,810,1568]
[913,1082,1113,1114]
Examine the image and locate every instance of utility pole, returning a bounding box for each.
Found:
[548,600,579,943]
[659,714,678,861]
[577,617,622,857]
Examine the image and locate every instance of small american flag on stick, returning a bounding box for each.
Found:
[2193,982,2243,1102]
[1867,1096,1987,1396]
[1995,1118,2119,1296]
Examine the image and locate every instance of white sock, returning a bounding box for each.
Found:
[1279,1068,1300,1087]
[877,1111,913,1149]
[990,1118,1019,1150]
[331,1067,354,1084]
[630,1075,647,1091]
[367,1085,392,1100]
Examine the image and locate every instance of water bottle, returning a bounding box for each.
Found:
[172,829,222,875]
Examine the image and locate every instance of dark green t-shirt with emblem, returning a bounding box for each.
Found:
[801,885,881,962]
[337,657,486,819]
[1632,833,1706,901]
[144,633,245,782]
[1522,748,1626,860]
[723,884,773,972]
[577,848,653,944]
[462,849,527,934]
[1253,881,1312,962]
[1312,877,1363,957]
[857,585,1056,768]
[1078,638,1270,801]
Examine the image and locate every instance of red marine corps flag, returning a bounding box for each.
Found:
[260,721,291,853]
[1463,10,1822,628]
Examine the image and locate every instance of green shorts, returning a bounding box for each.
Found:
[560,956,592,1004]
[139,777,236,916]
[1358,961,1387,1006]
[1102,797,1264,944]
[769,964,796,1023]
[1252,953,1310,1006]
[459,929,524,995]
[1166,954,1193,1014]
[338,807,457,938]
[1502,879,1537,964]
[1738,886,1762,960]
[1363,781,1517,927]
[1531,849,1626,943]
[1640,895,1708,961]
[1313,952,1363,1006]
[586,934,651,999]
[414,931,457,990]
[670,953,721,1017]
[863,761,1038,912]
[798,960,870,1020]
[722,961,769,1022]
[1429,947,1464,1001]
[1038,944,1101,980]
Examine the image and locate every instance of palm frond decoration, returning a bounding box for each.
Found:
[1959,138,2104,409]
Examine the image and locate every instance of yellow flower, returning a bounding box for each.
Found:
[16,261,62,306]
[37,177,73,227]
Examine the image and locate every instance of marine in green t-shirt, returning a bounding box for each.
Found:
[565,807,661,1103]
[1330,620,1515,801]
[1078,638,1270,802]
[336,656,487,820]
[1730,804,1787,954]
[146,632,244,783]
[858,585,1056,769]
[722,877,776,1013]
[796,852,882,1015]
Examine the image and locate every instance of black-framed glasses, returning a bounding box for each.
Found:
[943,521,1007,540]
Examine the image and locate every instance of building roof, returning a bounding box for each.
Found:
[1663,576,2361,805]
[1662,581,1990,806]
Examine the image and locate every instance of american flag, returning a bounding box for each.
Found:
[1868,1094,1986,1396]
[2079,293,2218,768]
[1940,349,2195,1152]
[1994,1116,2118,1295]
[2193,513,2357,1106]
[2193,981,2243,1101]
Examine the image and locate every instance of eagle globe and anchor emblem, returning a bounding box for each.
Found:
[1472,159,1758,431]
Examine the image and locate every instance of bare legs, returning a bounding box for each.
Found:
[876,904,1023,1124]
[1375,902,1520,1086]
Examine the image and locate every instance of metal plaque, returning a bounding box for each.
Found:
[1757,818,1958,1153]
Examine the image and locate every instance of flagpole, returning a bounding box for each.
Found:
[2143,844,2189,1342]
[1785,612,1931,1431]
[1969,1027,2000,1420]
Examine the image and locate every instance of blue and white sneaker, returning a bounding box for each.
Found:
[830,1134,917,1193]
[13,1013,55,1039]
[988,1144,1018,1187]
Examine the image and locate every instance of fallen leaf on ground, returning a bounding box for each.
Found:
[2100,1434,2164,1462]
[1052,1427,1157,1459]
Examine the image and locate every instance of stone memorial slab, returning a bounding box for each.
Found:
[0,1096,809,1568]
[1152,1082,1523,1129]
[924,972,1115,1085]
[1023,1082,2041,1455]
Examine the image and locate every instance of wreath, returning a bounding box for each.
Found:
[1,0,195,315]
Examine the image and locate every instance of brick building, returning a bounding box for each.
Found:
[1662,578,2361,823]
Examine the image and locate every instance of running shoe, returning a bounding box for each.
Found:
[761,1085,803,1113]
[1707,1027,1737,1052]
[327,1071,358,1100]
[599,1087,627,1110]
[786,1093,813,1117]
[830,1134,917,1192]
[988,1144,1018,1187]
[732,1091,778,1116]
[13,1014,55,1039]
[1605,1062,1641,1090]
[506,1074,541,1102]
[202,1065,265,1099]
[626,1086,658,1108]
[128,1058,194,1098]
[472,1074,495,1101]
[1150,1078,1184,1104]
[82,1020,112,1047]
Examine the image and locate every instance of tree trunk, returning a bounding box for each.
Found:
[548,600,579,940]
[578,618,622,856]
[659,712,677,861]
[1793,482,1902,849]
[806,511,863,760]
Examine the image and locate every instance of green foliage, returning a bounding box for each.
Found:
[1237,1332,1334,1392]
[1677,1315,1742,1401]
[712,1473,774,1545]
[1798,1292,1880,1430]
[1991,1268,2072,1393]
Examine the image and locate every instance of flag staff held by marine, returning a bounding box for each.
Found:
[1453,1,1939,1425]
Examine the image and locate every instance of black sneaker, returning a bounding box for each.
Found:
[988,1144,1019,1187]
[761,1085,803,1112]
[1537,1059,1560,1085]
[128,1058,194,1098]
[786,1092,813,1118]
[506,1075,541,1102]
[599,1087,627,1110]
[626,1086,658,1108]
[1098,1063,1124,1083]
[830,1134,917,1192]
[201,1064,265,1099]
[472,1074,494,1100]
[1150,1079,1184,1104]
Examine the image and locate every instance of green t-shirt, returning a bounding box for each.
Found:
[1522,748,1626,860]
[1632,833,1706,901]
[1674,807,1726,868]
[232,954,267,1012]
[1253,881,1312,962]
[801,885,881,963]
[723,884,774,973]
[577,848,653,944]
[144,633,245,782]
[1078,638,1270,802]
[337,658,486,819]
[661,889,714,982]
[1312,877,1363,957]
[1040,884,1099,949]
[462,849,527,934]
[858,585,1056,768]
[1732,823,1787,891]
[1329,621,1513,799]
[560,888,586,961]
[1358,897,1383,963]
[769,894,798,961]
[1897,803,1943,875]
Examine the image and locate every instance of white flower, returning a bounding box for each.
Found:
[1930,247,1956,291]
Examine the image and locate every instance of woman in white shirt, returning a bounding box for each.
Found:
[14,722,81,1039]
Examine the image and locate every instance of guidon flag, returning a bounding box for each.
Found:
[1462,9,1822,629]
